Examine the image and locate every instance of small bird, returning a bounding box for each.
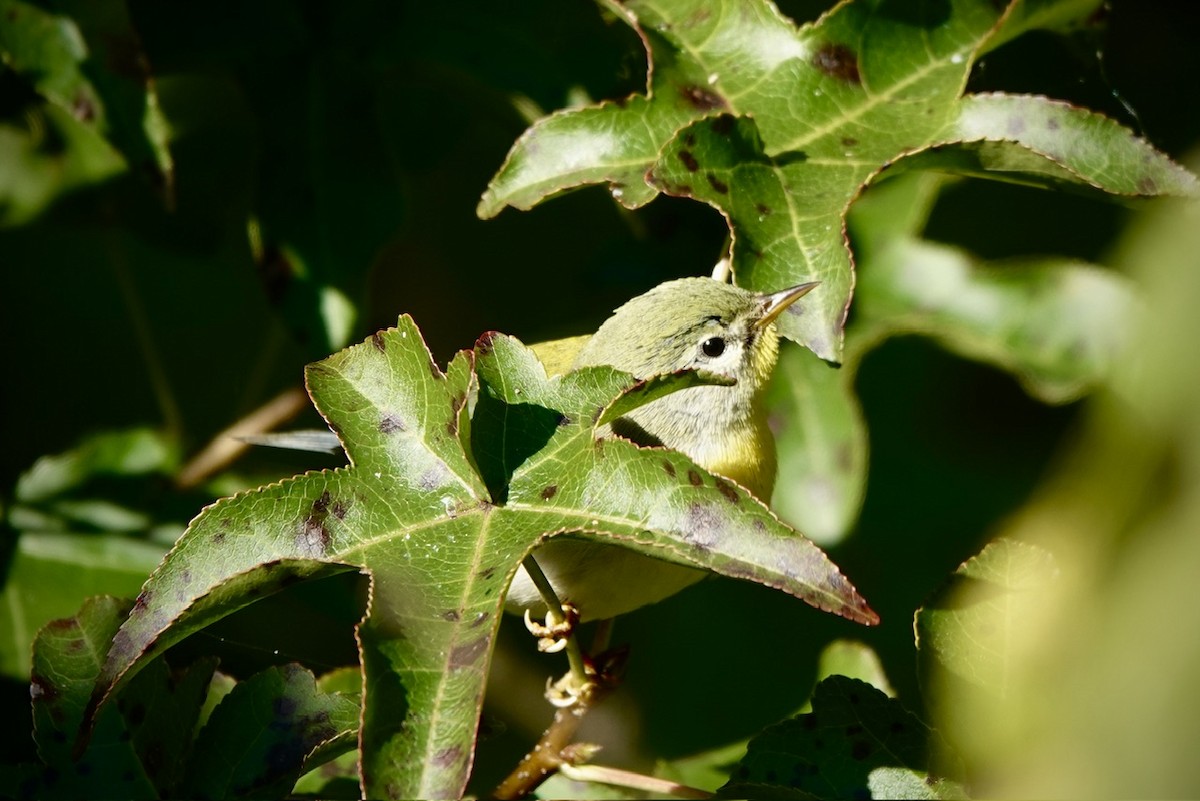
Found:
[504,276,817,622]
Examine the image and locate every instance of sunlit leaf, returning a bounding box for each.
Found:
[84,316,876,800]
[481,0,1192,361]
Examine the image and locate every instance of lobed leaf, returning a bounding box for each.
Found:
[84,316,876,799]
[481,0,1194,363]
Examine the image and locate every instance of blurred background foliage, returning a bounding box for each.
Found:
[2,0,1199,796]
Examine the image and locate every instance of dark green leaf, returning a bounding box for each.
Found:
[719,676,967,800]
[181,663,360,799]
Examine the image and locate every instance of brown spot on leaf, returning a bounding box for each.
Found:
[298,492,333,556]
[755,203,772,216]
[706,173,729,194]
[30,673,59,706]
[477,566,496,581]
[476,331,498,356]
[433,745,463,767]
[679,149,700,172]
[449,635,489,670]
[133,590,153,614]
[714,478,739,504]
[442,609,461,622]
[662,460,676,477]
[379,414,405,434]
[332,501,348,520]
[812,43,861,84]
[371,332,386,352]
[685,132,696,147]
[471,611,490,627]
[841,136,858,147]
[688,470,703,487]
[679,85,727,111]
[540,485,558,500]
[1137,176,1159,194]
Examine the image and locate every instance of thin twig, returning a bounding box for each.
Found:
[559,763,714,799]
[175,386,310,489]
[491,671,616,800]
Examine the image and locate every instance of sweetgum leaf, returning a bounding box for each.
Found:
[0,0,173,195]
[85,316,875,800]
[482,0,1194,361]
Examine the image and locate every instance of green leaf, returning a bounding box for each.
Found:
[917,94,1200,198]
[810,639,895,701]
[915,538,1060,696]
[767,344,866,545]
[657,640,896,793]
[481,0,1195,361]
[24,596,213,799]
[85,315,876,800]
[14,427,178,504]
[116,655,218,795]
[0,0,173,194]
[0,533,165,679]
[855,239,1137,403]
[719,676,967,800]
[181,663,360,799]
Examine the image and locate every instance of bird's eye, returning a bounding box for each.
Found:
[701,337,726,358]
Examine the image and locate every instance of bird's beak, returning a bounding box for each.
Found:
[753,282,819,329]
